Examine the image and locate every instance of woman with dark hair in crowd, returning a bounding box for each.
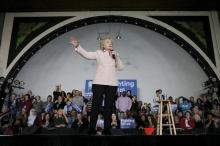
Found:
[146,114,157,128]
[205,112,216,132]
[72,112,88,129]
[137,114,148,130]
[41,113,54,128]
[111,113,120,129]
[53,109,68,128]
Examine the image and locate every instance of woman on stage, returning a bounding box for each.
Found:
[70,37,124,135]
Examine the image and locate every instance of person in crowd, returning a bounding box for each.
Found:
[72,112,88,129]
[194,114,203,128]
[72,90,84,111]
[63,100,75,128]
[205,112,216,132]
[201,95,213,117]
[111,113,120,129]
[12,119,24,134]
[27,108,39,127]
[53,96,66,111]
[146,114,157,128]
[85,97,93,117]
[137,114,148,130]
[32,96,43,114]
[211,99,220,117]
[53,109,68,128]
[15,107,28,128]
[168,96,175,104]
[116,91,132,113]
[53,85,61,102]
[189,96,196,107]
[60,91,67,101]
[192,105,203,128]
[42,113,54,128]
[126,90,132,99]
[43,95,54,114]
[152,89,162,107]
[179,97,192,115]
[22,94,33,114]
[9,93,18,119]
[180,111,195,130]
[27,90,34,100]
[66,92,73,102]
[130,95,138,118]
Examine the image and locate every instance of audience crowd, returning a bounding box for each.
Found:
[0,86,220,135]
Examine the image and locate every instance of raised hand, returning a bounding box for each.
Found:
[70,36,79,48]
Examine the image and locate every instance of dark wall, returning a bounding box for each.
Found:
[0,13,5,47]
[218,11,220,26]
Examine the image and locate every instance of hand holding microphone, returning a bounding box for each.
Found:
[111,50,116,59]
[110,50,117,59]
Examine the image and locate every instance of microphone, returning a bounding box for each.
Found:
[112,54,116,59]
[111,50,116,59]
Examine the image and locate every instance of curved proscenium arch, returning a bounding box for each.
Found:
[4,15,219,81]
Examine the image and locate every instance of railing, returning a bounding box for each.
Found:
[0,109,12,127]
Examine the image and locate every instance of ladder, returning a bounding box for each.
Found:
[156,99,176,135]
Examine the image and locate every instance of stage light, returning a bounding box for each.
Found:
[180,44,184,47]
[7,78,13,84]
[19,81,25,86]
[212,77,217,82]
[0,77,5,84]
[4,87,9,94]
[116,34,122,39]
[13,80,20,86]
[97,33,102,40]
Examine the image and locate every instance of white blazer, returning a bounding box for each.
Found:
[75,45,124,86]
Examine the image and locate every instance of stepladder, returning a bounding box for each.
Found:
[156,99,176,135]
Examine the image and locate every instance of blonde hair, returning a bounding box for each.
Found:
[100,37,112,50]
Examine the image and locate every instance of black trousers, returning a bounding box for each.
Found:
[90,84,117,131]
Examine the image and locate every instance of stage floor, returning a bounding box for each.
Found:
[0,128,220,146]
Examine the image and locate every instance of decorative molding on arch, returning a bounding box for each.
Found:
[1,11,219,79]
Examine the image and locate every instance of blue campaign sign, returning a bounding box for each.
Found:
[85,80,93,97]
[120,118,136,129]
[118,80,137,96]
[85,79,137,97]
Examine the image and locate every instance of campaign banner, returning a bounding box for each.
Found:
[84,79,137,97]
[120,118,136,129]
